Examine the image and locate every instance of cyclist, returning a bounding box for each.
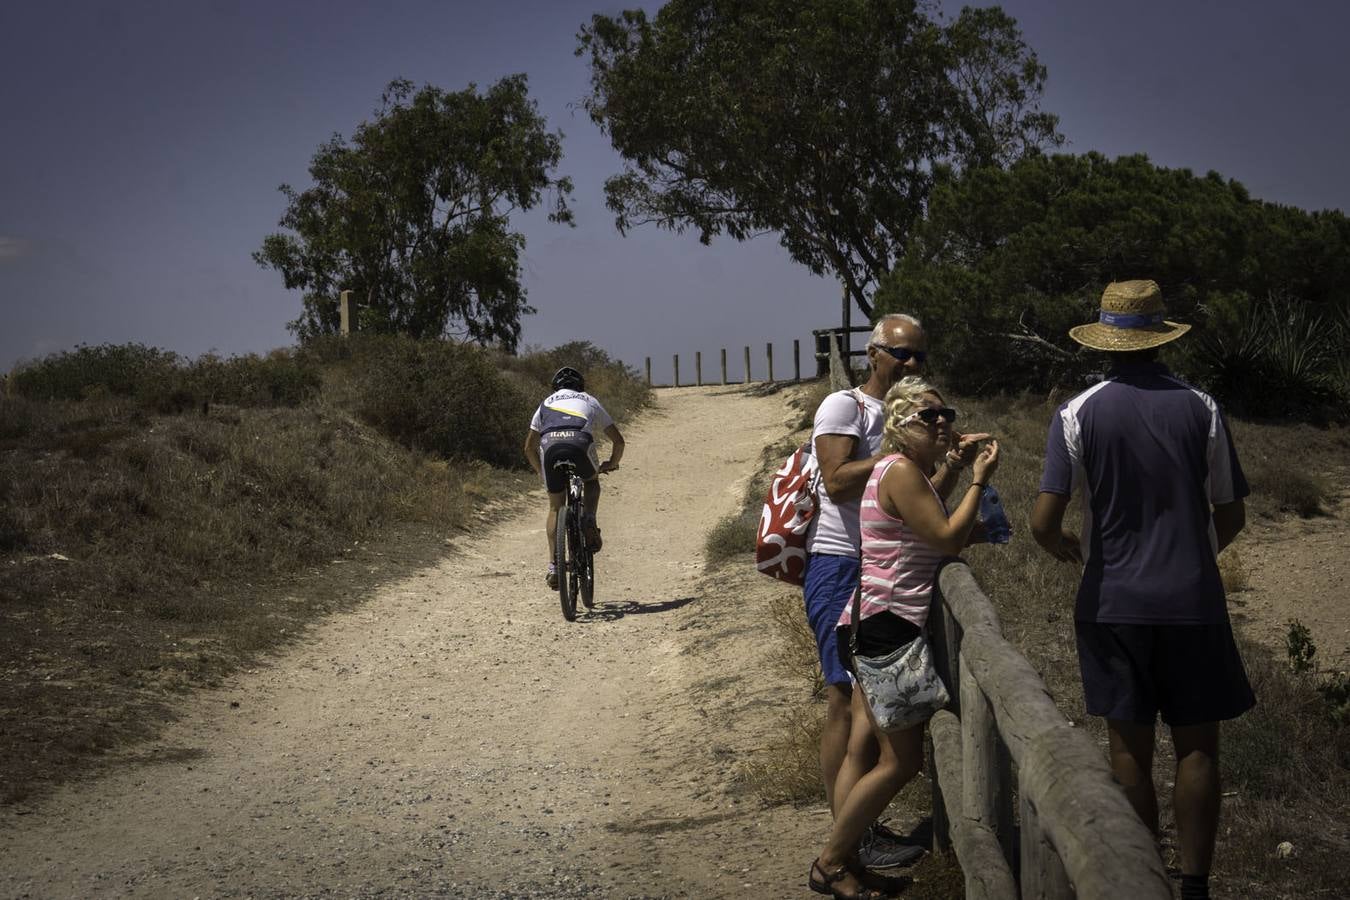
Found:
[523,366,625,589]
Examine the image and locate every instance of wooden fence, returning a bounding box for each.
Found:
[645,326,885,387]
[644,341,804,387]
[926,560,1171,899]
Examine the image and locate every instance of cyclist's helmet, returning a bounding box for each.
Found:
[552,366,585,392]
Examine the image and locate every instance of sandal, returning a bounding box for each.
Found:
[809,859,890,900]
[848,858,912,894]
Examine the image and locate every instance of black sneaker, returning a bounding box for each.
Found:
[857,823,924,869]
[582,516,602,553]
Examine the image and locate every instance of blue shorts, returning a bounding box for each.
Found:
[803,553,858,688]
[1075,620,1256,727]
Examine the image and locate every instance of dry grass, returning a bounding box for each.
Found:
[730,385,1349,898]
[0,341,651,806]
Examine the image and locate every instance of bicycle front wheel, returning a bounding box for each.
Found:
[556,502,577,621]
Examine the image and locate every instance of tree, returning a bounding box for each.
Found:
[874,152,1350,413]
[576,0,1059,320]
[255,77,573,349]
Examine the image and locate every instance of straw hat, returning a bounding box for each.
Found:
[1068,280,1191,351]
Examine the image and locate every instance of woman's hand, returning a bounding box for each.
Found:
[972,439,1000,484]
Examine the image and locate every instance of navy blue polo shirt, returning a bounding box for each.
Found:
[1039,361,1249,624]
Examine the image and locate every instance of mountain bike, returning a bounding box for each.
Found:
[552,459,595,621]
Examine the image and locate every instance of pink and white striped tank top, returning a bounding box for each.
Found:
[838,453,947,630]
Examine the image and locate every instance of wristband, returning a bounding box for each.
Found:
[969,482,986,490]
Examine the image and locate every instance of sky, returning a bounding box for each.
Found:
[2,0,1348,382]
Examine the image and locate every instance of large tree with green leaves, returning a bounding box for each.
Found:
[255,76,573,349]
[875,152,1350,413]
[576,0,1060,319]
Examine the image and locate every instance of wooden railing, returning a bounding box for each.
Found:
[926,559,1171,899]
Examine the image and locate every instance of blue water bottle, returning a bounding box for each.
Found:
[978,485,1012,544]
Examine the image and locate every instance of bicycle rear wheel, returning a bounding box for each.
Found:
[556,501,577,621]
[579,538,594,608]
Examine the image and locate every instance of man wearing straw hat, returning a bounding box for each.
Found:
[1031,280,1255,900]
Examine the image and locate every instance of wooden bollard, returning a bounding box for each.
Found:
[339,290,353,336]
[767,343,774,382]
[720,348,727,385]
[793,339,801,382]
[674,354,680,388]
[696,351,702,386]
[645,357,651,386]
[744,346,752,384]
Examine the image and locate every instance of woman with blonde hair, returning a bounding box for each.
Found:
[809,376,999,899]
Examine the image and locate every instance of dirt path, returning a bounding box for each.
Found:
[0,385,829,899]
[1228,484,1350,668]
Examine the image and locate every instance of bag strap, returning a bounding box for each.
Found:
[848,552,863,654]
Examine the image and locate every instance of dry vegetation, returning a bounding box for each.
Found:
[707,380,1350,899]
[0,338,651,805]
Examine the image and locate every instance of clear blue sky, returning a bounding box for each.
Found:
[2,1,1347,381]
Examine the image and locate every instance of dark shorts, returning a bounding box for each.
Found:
[803,553,859,687]
[540,431,598,493]
[1075,620,1256,727]
[836,611,922,675]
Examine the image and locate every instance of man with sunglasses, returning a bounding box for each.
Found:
[1031,281,1253,900]
[804,313,990,868]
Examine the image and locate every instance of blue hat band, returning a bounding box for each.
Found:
[1100,310,1164,328]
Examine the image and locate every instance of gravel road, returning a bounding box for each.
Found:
[0,385,831,899]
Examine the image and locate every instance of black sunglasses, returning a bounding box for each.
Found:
[901,406,958,426]
[872,344,928,365]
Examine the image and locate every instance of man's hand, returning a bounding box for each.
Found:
[598,460,620,475]
[1031,491,1081,563]
[1046,529,1083,563]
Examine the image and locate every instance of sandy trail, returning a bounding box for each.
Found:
[0,385,829,899]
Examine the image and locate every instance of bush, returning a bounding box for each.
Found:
[341,335,535,467]
[9,344,320,412]
[10,343,182,402]
[500,339,653,425]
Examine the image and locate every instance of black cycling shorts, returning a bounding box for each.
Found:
[539,430,598,493]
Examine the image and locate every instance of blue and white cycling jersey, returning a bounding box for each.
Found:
[529,390,614,437]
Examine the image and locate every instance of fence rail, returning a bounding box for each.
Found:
[927,560,1171,899]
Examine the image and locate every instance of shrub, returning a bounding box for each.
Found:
[8,344,321,412]
[346,335,535,467]
[10,343,182,402]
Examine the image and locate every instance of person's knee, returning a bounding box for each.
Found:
[869,752,918,793]
[824,686,853,723]
[1172,722,1220,762]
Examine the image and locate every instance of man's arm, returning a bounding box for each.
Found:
[1213,499,1245,553]
[1031,492,1083,563]
[599,424,625,473]
[523,430,542,477]
[815,433,880,503]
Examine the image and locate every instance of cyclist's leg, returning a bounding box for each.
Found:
[581,440,602,547]
[540,438,572,583]
[546,491,565,558]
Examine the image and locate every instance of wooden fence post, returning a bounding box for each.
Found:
[744,346,751,384]
[696,351,702,386]
[793,339,801,382]
[720,348,728,385]
[1020,794,1074,899]
[961,656,1015,865]
[766,343,774,382]
[339,290,353,336]
[645,357,652,386]
[674,354,680,388]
